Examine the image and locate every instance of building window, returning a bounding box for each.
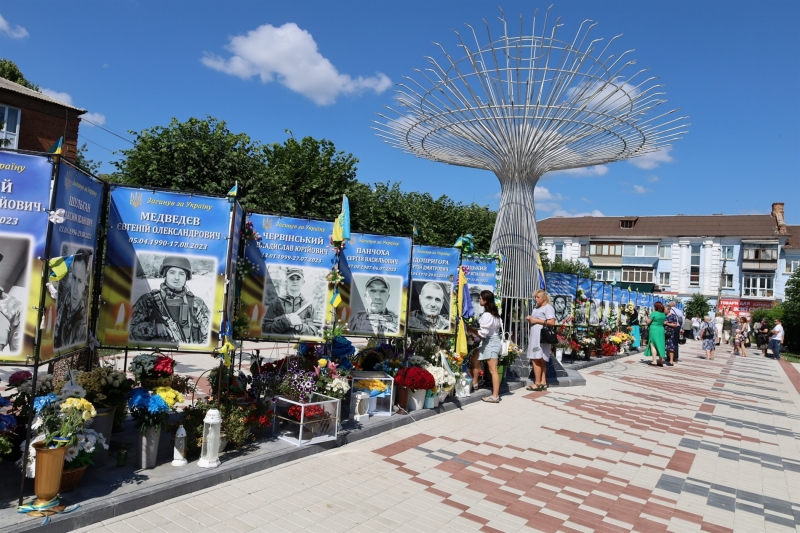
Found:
[620,220,634,229]
[743,243,777,260]
[742,274,773,297]
[0,105,20,149]
[722,274,734,289]
[580,245,588,257]
[690,245,700,286]
[721,246,735,260]
[554,244,563,262]
[592,269,620,282]
[658,245,672,259]
[658,272,671,286]
[623,244,658,257]
[787,260,799,274]
[622,268,654,283]
[589,243,622,256]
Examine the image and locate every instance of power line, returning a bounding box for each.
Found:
[78,134,115,154]
[81,117,134,144]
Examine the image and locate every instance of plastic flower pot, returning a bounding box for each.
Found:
[136,427,161,469]
[423,393,435,409]
[32,442,67,506]
[555,348,564,362]
[91,406,115,468]
[407,389,426,412]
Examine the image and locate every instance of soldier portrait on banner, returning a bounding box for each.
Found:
[0,236,31,355]
[408,280,451,333]
[349,274,402,335]
[53,246,93,350]
[260,265,326,339]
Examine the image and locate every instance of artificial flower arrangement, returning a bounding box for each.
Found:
[394,366,435,392]
[235,256,259,281]
[325,267,345,286]
[240,220,262,243]
[55,366,134,409]
[127,388,178,434]
[374,358,405,377]
[352,379,388,393]
[576,288,588,303]
[288,403,326,421]
[0,392,16,462]
[64,427,107,472]
[422,364,456,393]
[580,337,597,347]
[208,366,247,397]
[569,339,582,353]
[129,352,177,383]
[177,399,272,457]
[314,358,351,400]
[600,342,619,357]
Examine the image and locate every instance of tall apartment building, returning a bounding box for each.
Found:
[538,203,798,315]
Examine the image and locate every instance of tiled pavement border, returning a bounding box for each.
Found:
[0,382,524,533]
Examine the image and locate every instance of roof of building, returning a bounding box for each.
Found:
[784,226,800,249]
[538,213,782,238]
[0,77,86,113]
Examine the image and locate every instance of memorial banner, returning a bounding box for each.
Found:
[409,245,460,333]
[224,202,244,330]
[40,162,104,361]
[239,214,335,342]
[575,277,592,326]
[0,151,53,363]
[602,283,612,322]
[339,232,412,337]
[612,286,622,323]
[589,281,603,326]
[462,255,500,319]
[544,272,577,324]
[97,187,232,351]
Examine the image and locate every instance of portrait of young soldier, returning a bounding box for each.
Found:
[349,276,399,335]
[54,248,93,349]
[129,255,210,345]
[261,267,318,337]
[0,252,22,353]
[408,281,450,332]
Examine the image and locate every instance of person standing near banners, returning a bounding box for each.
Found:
[261,268,318,336]
[54,249,92,349]
[349,276,399,335]
[130,256,210,344]
[0,253,21,353]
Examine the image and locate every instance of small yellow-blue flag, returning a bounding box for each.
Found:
[332,195,350,242]
[47,137,63,155]
[330,286,342,308]
[227,181,238,197]
[455,267,469,356]
[49,255,73,282]
[413,221,418,237]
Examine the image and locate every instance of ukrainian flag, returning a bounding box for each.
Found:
[49,255,74,282]
[535,250,546,290]
[330,286,342,308]
[413,221,418,237]
[227,181,238,197]
[47,137,63,155]
[332,195,350,242]
[455,267,469,356]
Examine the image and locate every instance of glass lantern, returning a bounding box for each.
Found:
[172,425,187,466]
[197,409,222,468]
[350,391,370,422]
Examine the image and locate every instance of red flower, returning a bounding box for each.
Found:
[153,356,176,376]
[288,404,326,421]
[394,367,435,390]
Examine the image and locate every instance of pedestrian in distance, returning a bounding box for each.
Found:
[691,316,701,341]
[737,317,751,357]
[644,301,667,366]
[770,318,785,361]
[469,290,503,403]
[700,315,717,360]
[722,315,732,344]
[757,320,770,356]
[730,316,742,355]
[714,312,724,346]
[525,289,556,392]
[666,302,681,365]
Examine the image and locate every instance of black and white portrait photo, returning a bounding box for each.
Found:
[128,253,215,346]
[589,299,601,326]
[574,301,588,326]
[408,280,451,333]
[348,273,403,335]
[0,234,31,355]
[261,264,326,339]
[53,244,93,350]
[469,284,493,318]
[552,295,573,324]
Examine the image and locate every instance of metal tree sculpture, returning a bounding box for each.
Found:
[376,8,688,301]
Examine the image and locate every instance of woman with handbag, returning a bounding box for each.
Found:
[525,290,556,392]
[470,290,503,403]
[700,316,717,360]
[737,317,751,357]
[644,301,667,366]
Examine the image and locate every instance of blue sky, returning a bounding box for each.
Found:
[2,1,798,223]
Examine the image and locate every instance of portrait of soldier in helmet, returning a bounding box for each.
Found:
[261,267,320,338]
[53,247,93,350]
[129,254,211,345]
[408,281,451,333]
[348,274,401,335]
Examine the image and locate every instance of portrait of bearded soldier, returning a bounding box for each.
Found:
[129,255,210,344]
[0,253,22,353]
[54,249,92,349]
[261,268,318,336]
[349,276,399,335]
[408,282,450,332]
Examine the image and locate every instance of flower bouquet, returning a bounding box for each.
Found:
[394,366,435,392]
[314,358,351,400]
[60,427,107,492]
[600,343,619,357]
[129,353,177,389]
[56,367,134,409]
[0,394,16,462]
[128,387,181,469]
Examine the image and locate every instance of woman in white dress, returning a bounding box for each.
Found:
[713,312,724,346]
[525,290,556,392]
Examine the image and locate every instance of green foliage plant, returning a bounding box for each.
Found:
[684,293,711,319]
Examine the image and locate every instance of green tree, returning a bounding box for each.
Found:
[684,293,710,319]
[782,268,800,351]
[76,143,102,175]
[538,242,593,278]
[750,305,784,331]
[0,58,39,91]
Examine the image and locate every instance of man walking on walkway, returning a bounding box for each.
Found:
[668,302,684,362]
[770,318,785,360]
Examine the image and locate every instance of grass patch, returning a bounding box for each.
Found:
[782,351,800,364]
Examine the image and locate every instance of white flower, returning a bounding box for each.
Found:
[60,383,86,399]
[31,416,43,430]
[17,434,45,478]
[64,446,79,462]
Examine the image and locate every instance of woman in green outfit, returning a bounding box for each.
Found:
[644,301,667,366]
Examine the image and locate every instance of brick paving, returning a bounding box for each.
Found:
[74,340,800,533]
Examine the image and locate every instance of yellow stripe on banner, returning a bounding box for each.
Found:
[456,268,468,356]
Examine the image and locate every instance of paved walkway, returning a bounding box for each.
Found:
[75,341,800,533]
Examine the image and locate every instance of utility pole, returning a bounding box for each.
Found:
[716,257,727,312]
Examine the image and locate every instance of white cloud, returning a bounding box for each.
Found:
[0,14,28,39]
[629,146,675,169]
[41,88,73,106]
[647,175,660,183]
[82,112,106,126]
[633,185,648,194]
[534,185,564,202]
[552,209,605,217]
[202,22,391,106]
[548,165,610,178]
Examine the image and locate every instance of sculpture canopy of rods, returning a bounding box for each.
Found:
[375,7,689,304]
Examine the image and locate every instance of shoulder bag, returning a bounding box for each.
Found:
[499,320,510,357]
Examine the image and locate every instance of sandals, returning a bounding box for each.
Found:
[482,396,501,403]
[525,384,548,392]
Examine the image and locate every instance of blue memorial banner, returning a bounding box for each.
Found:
[97,186,233,351]
[462,254,501,318]
[340,232,412,337]
[589,281,603,326]
[40,162,104,361]
[409,245,460,333]
[575,277,592,326]
[545,272,578,324]
[0,151,53,363]
[612,286,622,303]
[240,214,336,342]
[620,289,629,306]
